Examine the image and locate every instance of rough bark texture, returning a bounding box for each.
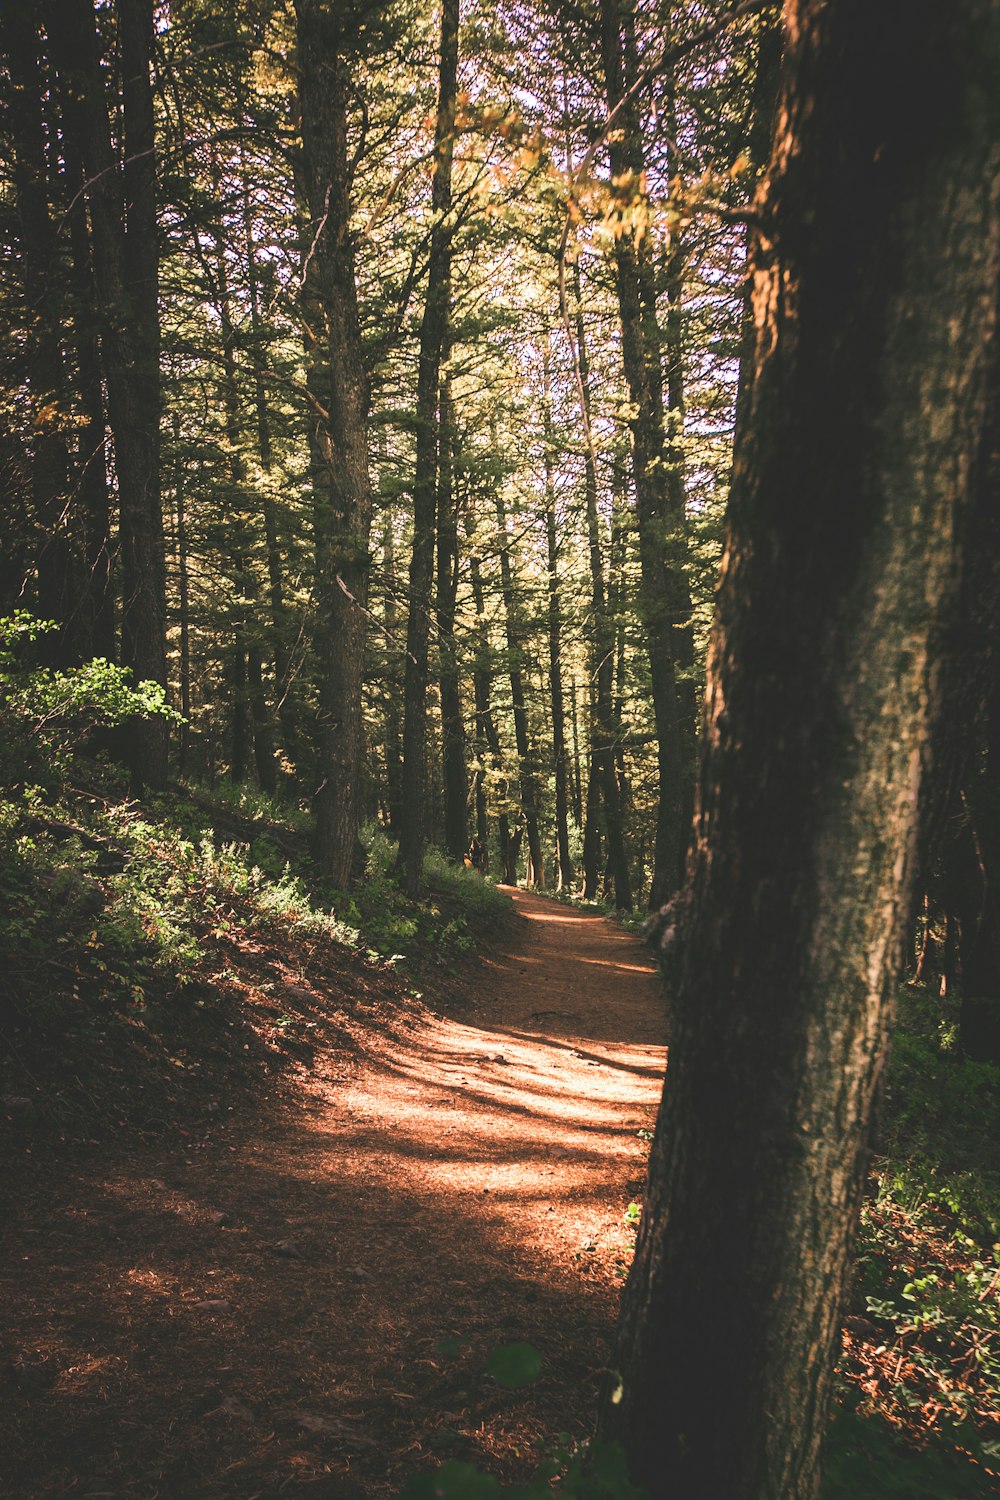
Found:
[398,0,459,895]
[295,0,375,885]
[604,4,1000,1496]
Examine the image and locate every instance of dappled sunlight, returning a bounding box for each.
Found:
[285,888,667,1274]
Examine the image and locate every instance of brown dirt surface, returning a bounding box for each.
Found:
[1,888,667,1499]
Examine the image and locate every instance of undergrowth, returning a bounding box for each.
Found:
[0,613,511,1125]
[827,985,1000,1495]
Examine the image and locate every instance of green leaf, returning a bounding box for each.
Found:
[485,1342,542,1390]
[399,1461,501,1500]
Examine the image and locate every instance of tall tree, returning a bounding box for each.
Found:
[542,344,573,891]
[398,0,460,895]
[603,3,1000,1496]
[1,5,73,663]
[49,0,168,787]
[295,0,377,884]
[435,364,470,861]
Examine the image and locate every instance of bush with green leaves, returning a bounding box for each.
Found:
[0,612,178,788]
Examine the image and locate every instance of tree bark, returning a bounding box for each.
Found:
[603,5,1000,1497]
[542,347,573,891]
[382,510,404,835]
[495,488,543,886]
[435,367,470,861]
[397,0,460,895]
[63,105,113,661]
[573,262,631,907]
[239,147,299,767]
[2,4,74,663]
[295,0,375,885]
[465,492,514,880]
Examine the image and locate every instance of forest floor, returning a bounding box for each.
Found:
[2,889,667,1499]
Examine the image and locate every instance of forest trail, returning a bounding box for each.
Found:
[4,891,667,1498]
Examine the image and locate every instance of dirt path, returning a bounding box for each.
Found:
[3,891,667,1498]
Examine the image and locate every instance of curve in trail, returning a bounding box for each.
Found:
[324,887,669,1275]
[1,889,669,1498]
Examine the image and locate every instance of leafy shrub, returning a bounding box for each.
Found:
[0,612,179,789]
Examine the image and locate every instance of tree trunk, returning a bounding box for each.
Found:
[295,0,375,885]
[603,5,1000,1497]
[63,106,113,661]
[397,0,460,895]
[240,147,299,767]
[210,189,277,796]
[573,262,631,907]
[2,5,74,662]
[435,368,470,861]
[465,492,513,880]
[495,489,543,887]
[382,511,404,835]
[542,348,573,891]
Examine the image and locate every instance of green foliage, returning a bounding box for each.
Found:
[835,1003,1000,1492]
[485,1342,543,1390]
[399,1438,647,1500]
[332,826,513,964]
[0,613,179,788]
[824,1409,995,1499]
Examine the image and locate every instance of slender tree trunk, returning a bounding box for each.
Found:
[581,736,604,900]
[569,670,584,830]
[495,489,543,886]
[239,149,298,765]
[295,0,375,885]
[603,6,1000,1496]
[435,367,469,861]
[2,5,74,662]
[542,348,573,891]
[573,262,631,907]
[63,112,113,660]
[382,511,404,835]
[174,449,192,776]
[465,492,513,880]
[397,0,460,895]
[210,193,277,795]
[231,629,251,783]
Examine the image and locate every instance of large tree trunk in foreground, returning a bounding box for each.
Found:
[296,0,374,885]
[603,4,1000,1497]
